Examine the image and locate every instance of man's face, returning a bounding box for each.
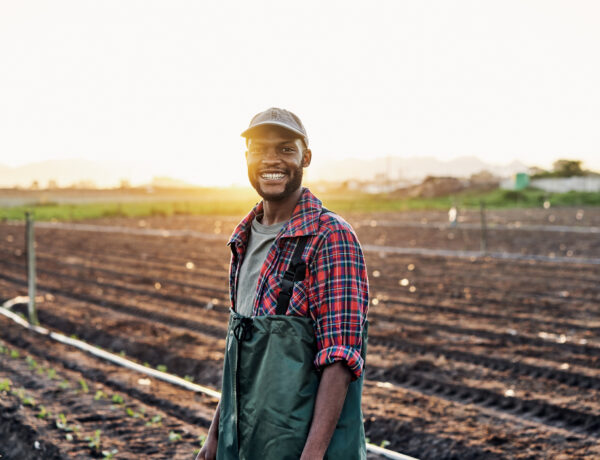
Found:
[245,126,311,202]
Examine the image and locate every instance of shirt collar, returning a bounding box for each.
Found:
[228,187,323,247]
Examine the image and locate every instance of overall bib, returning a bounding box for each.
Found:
[217,236,367,460]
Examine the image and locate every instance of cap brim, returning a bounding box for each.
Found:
[240,121,307,144]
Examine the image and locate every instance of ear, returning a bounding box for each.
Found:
[302,149,312,167]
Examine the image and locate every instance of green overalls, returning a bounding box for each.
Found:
[217,237,367,460]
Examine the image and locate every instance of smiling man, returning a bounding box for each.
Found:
[196,108,369,460]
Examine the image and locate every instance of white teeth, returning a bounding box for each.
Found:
[261,173,285,180]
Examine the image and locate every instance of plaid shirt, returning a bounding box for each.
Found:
[227,187,369,379]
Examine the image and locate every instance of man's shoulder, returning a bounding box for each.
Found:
[317,209,359,241]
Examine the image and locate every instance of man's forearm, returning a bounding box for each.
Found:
[301,361,352,460]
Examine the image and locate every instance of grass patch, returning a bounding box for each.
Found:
[1,188,599,221]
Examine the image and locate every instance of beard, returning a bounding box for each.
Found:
[248,163,304,202]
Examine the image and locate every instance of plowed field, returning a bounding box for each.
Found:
[1,206,599,459]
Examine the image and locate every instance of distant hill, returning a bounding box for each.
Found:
[0,156,530,189]
[309,155,528,183]
[0,159,136,188]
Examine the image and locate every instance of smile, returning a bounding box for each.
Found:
[260,172,286,180]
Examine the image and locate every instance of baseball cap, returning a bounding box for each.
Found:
[241,107,308,147]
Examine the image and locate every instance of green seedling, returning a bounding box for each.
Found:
[26,356,38,369]
[156,364,167,373]
[10,349,20,359]
[56,413,72,431]
[59,380,71,390]
[143,362,150,367]
[111,394,124,405]
[78,379,89,393]
[379,440,390,448]
[65,433,74,441]
[118,350,126,357]
[69,334,78,340]
[0,379,11,392]
[0,345,8,354]
[86,429,102,450]
[47,368,57,379]
[94,390,106,401]
[22,396,36,406]
[102,449,118,459]
[168,430,182,442]
[184,375,194,383]
[145,414,162,426]
[36,405,49,419]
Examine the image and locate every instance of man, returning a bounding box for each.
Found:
[197,108,369,460]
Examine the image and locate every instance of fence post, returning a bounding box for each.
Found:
[479,201,487,254]
[25,212,39,325]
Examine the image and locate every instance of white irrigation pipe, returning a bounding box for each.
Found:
[0,298,418,460]
[6,220,600,265]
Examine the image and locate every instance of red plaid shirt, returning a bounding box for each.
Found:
[227,187,369,379]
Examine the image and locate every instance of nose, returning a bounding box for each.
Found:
[261,147,281,162]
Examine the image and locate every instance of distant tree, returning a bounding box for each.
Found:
[47,179,59,189]
[30,180,39,190]
[552,159,584,177]
[119,179,131,189]
[531,159,587,179]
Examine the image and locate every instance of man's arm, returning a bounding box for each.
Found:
[300,361,352,460]
[195,400,220,460]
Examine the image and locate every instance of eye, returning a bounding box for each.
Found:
[281,147,296,154]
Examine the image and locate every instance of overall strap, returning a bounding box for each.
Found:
[275,235,310,315]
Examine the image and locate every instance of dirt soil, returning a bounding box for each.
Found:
[1,206,599,459]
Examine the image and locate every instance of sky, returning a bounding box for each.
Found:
[1,0,599,186]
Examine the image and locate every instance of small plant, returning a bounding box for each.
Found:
[0,345,8,354]
[59,380,71,390]
[145,414,162,427]
[65,433,74,442]
[56,413,71,431]
[22,396,36,406]
[94,390,106,401]
[78,378,89,393]
[0,379,11,392]
[10,349,20,359]
[26,356,38,369]
[47,368,57,379]
[11,387,25,399]
[102,449,118,459]
[36,405,49,419]
[156,364,167,372]
[118,350,126,357]
[168,430,182,442]
[379,440,390,448]
[85,429,102,450]
[111,394,124,405]
[184,375,194,383]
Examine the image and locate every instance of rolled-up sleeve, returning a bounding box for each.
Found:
[311,226,369,380]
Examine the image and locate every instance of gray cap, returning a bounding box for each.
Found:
[241,107,308,147]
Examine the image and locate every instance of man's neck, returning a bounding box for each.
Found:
[260,188,303,226]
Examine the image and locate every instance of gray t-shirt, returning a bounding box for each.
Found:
[235,216,286,317]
